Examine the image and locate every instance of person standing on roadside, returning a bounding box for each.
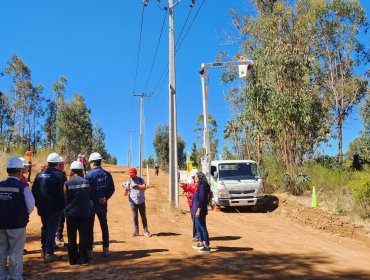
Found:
[19,157,30,185]
[64,161,90,265]
[124,168,152,237]
[154,164,159,176]
[191,172,211,253]
[56,156,67,245]
[32,152,67,263]
[0,157,35,279]
[24,151,33,182]
[181,168,199,242]
[86,152,115,259]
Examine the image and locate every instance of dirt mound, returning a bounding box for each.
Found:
[273,193,370,244]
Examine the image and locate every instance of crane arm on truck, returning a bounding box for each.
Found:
[199,59,254,180]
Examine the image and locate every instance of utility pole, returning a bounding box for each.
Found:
[168,0,179,207]
[133,92,151,177]
[128,130,135,167]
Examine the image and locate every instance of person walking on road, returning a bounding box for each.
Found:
[0,157,35,279]
[181,168,199,242]
[56,157,67,246]
[154,164,159,176]
[191,172,211,253]
[124,168,152,237]
[32,152,67,263]
[86,152,115,259]
[64,161,90,265]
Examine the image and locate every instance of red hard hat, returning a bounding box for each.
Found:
[128,168,137,175]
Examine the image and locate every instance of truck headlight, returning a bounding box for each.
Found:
[218,189,230,199]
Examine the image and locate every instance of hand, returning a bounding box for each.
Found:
[99,197,107,204]
[195,211,200,218]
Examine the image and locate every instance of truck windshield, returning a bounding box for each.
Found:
[218,162,260,180]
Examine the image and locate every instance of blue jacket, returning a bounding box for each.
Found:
[64,175,90,218]
[191,183,209,216]
[32,167,67,216]
[85,166,115,211]
[0,178,29,229]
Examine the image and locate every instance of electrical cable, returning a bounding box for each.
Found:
[144,7,168,91]
[133,2,147,93]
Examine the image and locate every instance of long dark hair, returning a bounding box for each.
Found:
[196,172,210,193]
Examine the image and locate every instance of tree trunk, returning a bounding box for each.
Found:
[337,114,343,165]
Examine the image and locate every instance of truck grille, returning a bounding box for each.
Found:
[229,190,255,195]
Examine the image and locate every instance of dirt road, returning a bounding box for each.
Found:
[23,164,370,279]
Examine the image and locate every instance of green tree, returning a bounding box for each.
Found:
[0,91,13,151]
[153,124,186,171]
[92,122,110,160]
[57,94,93,161]
[143,155,155,168]
[194,114,219,160]
[313,0,369,165]
[190,142,200,167]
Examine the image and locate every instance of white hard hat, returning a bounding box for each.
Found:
[70,161,84,170]
[7,157,24,169]
[89,152,102,162]
[47,152,61,163]
[59,156,64,162]
[19,157,29,167]
[190,168,198,177]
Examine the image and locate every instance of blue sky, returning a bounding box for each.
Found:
[0,0,369,166]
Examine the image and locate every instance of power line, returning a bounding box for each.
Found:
[175,0,206,53]
[133,2,148,93]
[144,6,168,91]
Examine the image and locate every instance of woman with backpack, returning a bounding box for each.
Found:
[191,172,211,253]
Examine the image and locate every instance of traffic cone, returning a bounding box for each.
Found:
[311,186,318,208]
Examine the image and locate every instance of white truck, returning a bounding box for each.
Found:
[199,60,265,209]
[209,160,264,208]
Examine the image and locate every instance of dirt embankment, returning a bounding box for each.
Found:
[22,164,370,279]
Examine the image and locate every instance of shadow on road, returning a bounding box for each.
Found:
[152,232,181,237]
[209,236,241,241]
[213,246,253,252]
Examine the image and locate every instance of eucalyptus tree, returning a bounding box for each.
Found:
[194,114,219,160]
[56,94,93,160]
[313,0,369,165]
[0,91,13,151]
[225,0,329,172]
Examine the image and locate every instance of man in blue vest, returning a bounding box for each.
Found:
[0,157,35,279]
[32,152,67,263]
[86,152,115,259]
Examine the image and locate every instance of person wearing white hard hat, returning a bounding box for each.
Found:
[32,152,67,263]
[86,152,115,258]
[0,157,35,280]
[19,157,30,185]
[181,168,199,242]
[64,161,90,265]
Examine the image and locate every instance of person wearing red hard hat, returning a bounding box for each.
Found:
[124,167,151,237]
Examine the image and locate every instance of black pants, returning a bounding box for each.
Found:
[130,203,148,232]
[66,216,89,265]
[56,214,65,240]
[88,208,109,249]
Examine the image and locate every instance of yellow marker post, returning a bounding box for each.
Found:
[311,186,318,208]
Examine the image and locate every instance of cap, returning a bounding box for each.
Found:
[7,157,24,169]
[190,168,198,177]
[19,157,29,167]
[128,168,137,175]
[89,152,102,162]
[70,161,84,170]
[47,152,61,163]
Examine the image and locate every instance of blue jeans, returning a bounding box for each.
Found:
[88,208,109,249]
[194,215,210,247]
[41,212,62,254]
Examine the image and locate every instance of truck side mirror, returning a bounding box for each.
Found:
[264,170,269,178]
[214,171,218,179]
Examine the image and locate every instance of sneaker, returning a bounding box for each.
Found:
[131,231,139,237]
[102,247,110,257]
[198,246,211,253]
[44,253,62,263]
[192,237,199,242]
[144,231,152,237]
[192,243,204,249]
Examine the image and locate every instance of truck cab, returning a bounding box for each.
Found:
[209,160,264,208]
